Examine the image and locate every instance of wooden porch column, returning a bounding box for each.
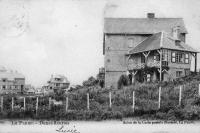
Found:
[142,51,150,65]
[132,71,137,83]
[159,49,162,82]
[195,53,197,73]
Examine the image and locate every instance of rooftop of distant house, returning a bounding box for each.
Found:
[48,74,70,84]
[0,66,25,80]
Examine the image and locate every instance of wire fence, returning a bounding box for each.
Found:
[0,82,200,117]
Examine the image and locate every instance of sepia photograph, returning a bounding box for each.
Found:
[0,0,200,132]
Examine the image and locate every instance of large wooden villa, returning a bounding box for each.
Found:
[103,13,198,88]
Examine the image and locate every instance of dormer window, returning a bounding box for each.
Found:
[172,26,180,40]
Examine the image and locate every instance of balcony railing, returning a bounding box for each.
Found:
[128,61,168,70]
[147,61,160,67]
[128,63,145,70]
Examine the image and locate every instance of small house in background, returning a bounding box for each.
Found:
[42,74,70,95]
[35,87,43,95]
[103,13,199,88]
[42,83,54,95]
[24,84,35,95]
[0,66,25,94]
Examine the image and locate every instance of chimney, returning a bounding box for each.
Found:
[147,13,155,18]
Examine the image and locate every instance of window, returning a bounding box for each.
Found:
[56,83,60,87]
[147,74,151,82]
[128,38,135,48]
[175,53,179,62]
[153,53,160,62]
[55,78,61,81]
[172,51,185,63]
[153,55,156,62]
[162,49,169,66]
[2,85,6,89]
[176,52,184,63]
[172,52,176,63]
[162,49,168,61]
[11,86,14,89]
[2,78,6,82]
[185,53,189,64]
[185,69,190,76]
[176,71,182,77]
[172,26,180,40]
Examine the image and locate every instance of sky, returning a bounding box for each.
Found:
[0,0,200,87]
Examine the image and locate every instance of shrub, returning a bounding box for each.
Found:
[155,112,167,119]
[117,75,130,89]
[82,76,98,87]
[0,73,200,120]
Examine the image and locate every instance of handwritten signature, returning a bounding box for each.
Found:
[56,125,80,133]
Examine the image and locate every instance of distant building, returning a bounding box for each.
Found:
[35,88,43,95]
[0,67,25,94]
[42,83,54,95]
[24,84,35,95]
[42,74,70,94]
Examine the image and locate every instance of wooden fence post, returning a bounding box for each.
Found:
[109,91,112,108]
[66,96,68,112]
[49,97,51,110]
[158,86,161,109]
[1,96,3,112]
[179,86,182,106]
[87,93,89,110]
[24,97,26,111]
[199,84,200,96]
[12,97,14,111]
[36,97,38,116]
[132,91,135,112]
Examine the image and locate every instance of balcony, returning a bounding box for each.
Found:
[128,61,168,70]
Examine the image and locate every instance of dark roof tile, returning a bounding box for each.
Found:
[129,32,198,54]
[104,18,188,34]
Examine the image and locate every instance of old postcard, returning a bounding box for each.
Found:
[0,0,200,133]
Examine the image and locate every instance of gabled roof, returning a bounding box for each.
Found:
[0,67,25,80]
[104,18,188,34]
[49,74,70,84]
[128,32,198,54]
[0,71,25,80]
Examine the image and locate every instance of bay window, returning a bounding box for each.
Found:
[171,51,189,64]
